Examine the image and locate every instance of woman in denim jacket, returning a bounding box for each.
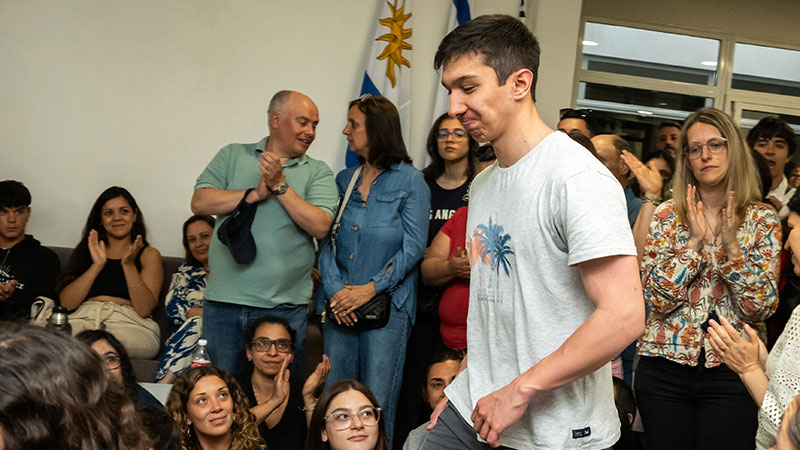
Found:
[317,95,430,443]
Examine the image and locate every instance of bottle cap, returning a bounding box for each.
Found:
[198,338,207,346]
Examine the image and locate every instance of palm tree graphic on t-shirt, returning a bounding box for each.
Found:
[473,217,514,276]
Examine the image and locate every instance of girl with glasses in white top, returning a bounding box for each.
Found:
[307,379,389,450]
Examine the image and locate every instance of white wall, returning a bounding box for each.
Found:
[528,0,583,128]
[1,0,577,256]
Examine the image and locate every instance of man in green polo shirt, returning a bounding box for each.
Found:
[191,90,338,376]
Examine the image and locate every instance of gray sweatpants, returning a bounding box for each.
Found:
[420,402,517,450]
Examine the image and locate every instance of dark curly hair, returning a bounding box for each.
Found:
[0,325,149,450]
[422,113,478,183]
[165,365,265,450]
[747,116,797,157]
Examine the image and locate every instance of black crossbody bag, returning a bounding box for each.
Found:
[325,167,400,331]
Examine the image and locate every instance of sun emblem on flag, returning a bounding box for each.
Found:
[376,0,412,88]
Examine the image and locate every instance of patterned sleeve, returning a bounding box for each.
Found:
[717,206,781,322]
[164,264,207,326]
[641,203,709,315]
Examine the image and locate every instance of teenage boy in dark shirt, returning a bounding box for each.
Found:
[0,180,60,324]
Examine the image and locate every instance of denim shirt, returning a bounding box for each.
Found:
[318,163,430,321]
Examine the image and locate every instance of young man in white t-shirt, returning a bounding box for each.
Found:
[421,14,645,450]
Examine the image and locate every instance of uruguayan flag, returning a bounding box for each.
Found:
[348,0,413,167]
[431,0,471,122]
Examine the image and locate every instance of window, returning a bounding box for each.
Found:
[732,43,800,97]
[574,19,800,156]
[582,22,720,86]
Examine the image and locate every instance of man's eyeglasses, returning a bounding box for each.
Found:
[436,129,467,140]
[251,338,293,353]
[686,137,727,160]
[324,407,382,431]
[103,354,121,370]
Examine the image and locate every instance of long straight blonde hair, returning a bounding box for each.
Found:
[672,108,762,222]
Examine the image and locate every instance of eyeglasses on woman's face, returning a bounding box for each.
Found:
[250,338,293,353]
[686,137,728,160]
[436,129,467,140]
[103,354,121,370]
[324,407,382,431]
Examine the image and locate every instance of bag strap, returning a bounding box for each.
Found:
[331,166,362,258]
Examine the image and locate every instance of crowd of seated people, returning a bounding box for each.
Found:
[5,74,800,450]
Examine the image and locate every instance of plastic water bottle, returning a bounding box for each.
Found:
[47,306,72,334]
[191,339,211,367]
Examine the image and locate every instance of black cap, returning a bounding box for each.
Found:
[217,189,257,265]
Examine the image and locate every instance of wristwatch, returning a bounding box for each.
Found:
[270,183,289,196]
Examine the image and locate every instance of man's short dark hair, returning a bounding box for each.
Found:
[747,116,797,156]
[559,108,598,136]
[659,121,682,132]
[434,14,541,101]
[0,180,31,209]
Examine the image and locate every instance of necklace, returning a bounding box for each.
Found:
[252,373,268,405]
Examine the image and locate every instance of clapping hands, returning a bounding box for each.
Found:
[707,316,765,375]
[121,235,144,267]
[246,152,285,203]
[621,150,662,198]
[686,184,712,251]
[719,191,742,259]
[302,354,331,403]
[88,229,108,268]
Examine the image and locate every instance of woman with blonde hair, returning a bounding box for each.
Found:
[635,107,782,450]
[166,365,265,450]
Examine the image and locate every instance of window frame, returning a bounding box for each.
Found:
[573,16,800,118]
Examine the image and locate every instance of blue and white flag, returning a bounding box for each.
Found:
[430,0,471,123]
[348,0,414,167]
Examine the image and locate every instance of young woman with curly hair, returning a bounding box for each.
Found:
[166,365,265,450]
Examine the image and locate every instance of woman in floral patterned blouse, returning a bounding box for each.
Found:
[155,215,215,384]
[635,108,781,450]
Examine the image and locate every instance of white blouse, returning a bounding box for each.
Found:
[757,305,800,449]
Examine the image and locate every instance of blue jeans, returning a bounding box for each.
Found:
[202,301,307,378]
[323,307,410,445]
